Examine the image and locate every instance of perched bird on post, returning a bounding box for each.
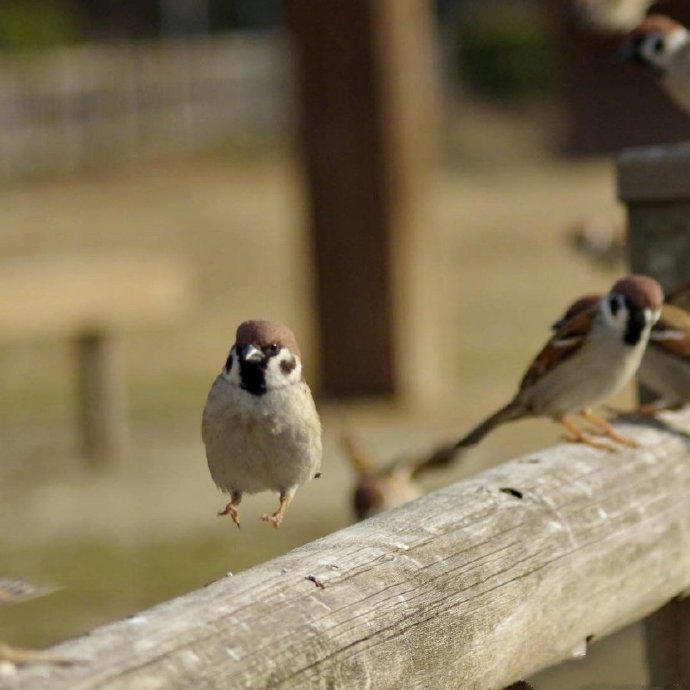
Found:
[623,15,690,114]
[572,0,662,34]
[202,320,322,529]
[433,275,663,456]
[555,281,690,417]
[635,302,690,414]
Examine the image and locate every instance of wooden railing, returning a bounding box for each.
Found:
[4,409,690,689]
[0,30,291,178]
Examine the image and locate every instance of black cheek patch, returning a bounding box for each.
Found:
[280,357,297,376]
[224,353,234,373]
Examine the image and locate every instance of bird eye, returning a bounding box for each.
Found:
[268,343,280,354]
[652,37,664,54]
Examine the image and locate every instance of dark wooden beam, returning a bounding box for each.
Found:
[285,0,434,398]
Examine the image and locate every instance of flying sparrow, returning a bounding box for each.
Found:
[439,275,663,454]
[202,320,322,529]
[342,432,422,521]
[572,0,662,34]
[557,282,690,416]
[623,15,690,114]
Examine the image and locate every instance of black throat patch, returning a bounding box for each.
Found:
[624,304,647,346]
[239,360,268,396]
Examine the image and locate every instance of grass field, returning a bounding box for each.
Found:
[0,106,648,687]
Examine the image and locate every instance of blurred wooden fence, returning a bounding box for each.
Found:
[0,31,292,178]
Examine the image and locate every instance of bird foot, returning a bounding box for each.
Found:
[596,429,639,448]
[260,512,283,529]
[217,503,241,528]
[605,404,662,421]
[561,433,617,453]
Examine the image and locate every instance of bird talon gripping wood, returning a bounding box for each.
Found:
[203,321,322,530]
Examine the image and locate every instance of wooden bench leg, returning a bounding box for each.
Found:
[644,597,690,689]
[76,332,128,466]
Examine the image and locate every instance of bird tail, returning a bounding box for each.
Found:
[454,399,524,449]
[409,399,524,478]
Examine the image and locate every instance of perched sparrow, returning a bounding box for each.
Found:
[573,0,661,34]
[558,282,690,416]
[202,320,322,529]
[441,275,663,453]
[636,302,690,413]
[623,15,690,114]
[342,433,422,521]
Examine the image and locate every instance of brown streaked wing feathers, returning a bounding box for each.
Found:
[519,305,595,391]
[650,304,690,360]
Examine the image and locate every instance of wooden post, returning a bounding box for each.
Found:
[618,143,690,689]
[285,0,436,399]
[76,332,129,466]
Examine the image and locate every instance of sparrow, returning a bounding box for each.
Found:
[572,0,662,34]
[623,15,690,114]
[202,320,322,529]
[439,275,663,454]
[636,302,690,414]
[557,282,690,416]
[342,432,422,521]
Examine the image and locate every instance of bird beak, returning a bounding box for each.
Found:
[239,344,265,363]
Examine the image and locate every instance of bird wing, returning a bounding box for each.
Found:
[649,304,690,361]
[519,305,596,392]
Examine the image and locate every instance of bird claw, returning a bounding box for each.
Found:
[217,504,241,528]
[261,513,282,529]
[561,433,617,453]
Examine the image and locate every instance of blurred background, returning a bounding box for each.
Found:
[1,0,688,687]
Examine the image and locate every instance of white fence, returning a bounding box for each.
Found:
[0,31,292,178]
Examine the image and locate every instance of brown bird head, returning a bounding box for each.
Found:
[623,15,689,71]
[610,274,664,311]
[225,320,303,395]
[235,320,301,358]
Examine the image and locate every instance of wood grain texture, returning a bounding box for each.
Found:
[5,411,690,689]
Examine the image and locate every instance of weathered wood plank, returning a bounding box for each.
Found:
[5,411,690,689]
